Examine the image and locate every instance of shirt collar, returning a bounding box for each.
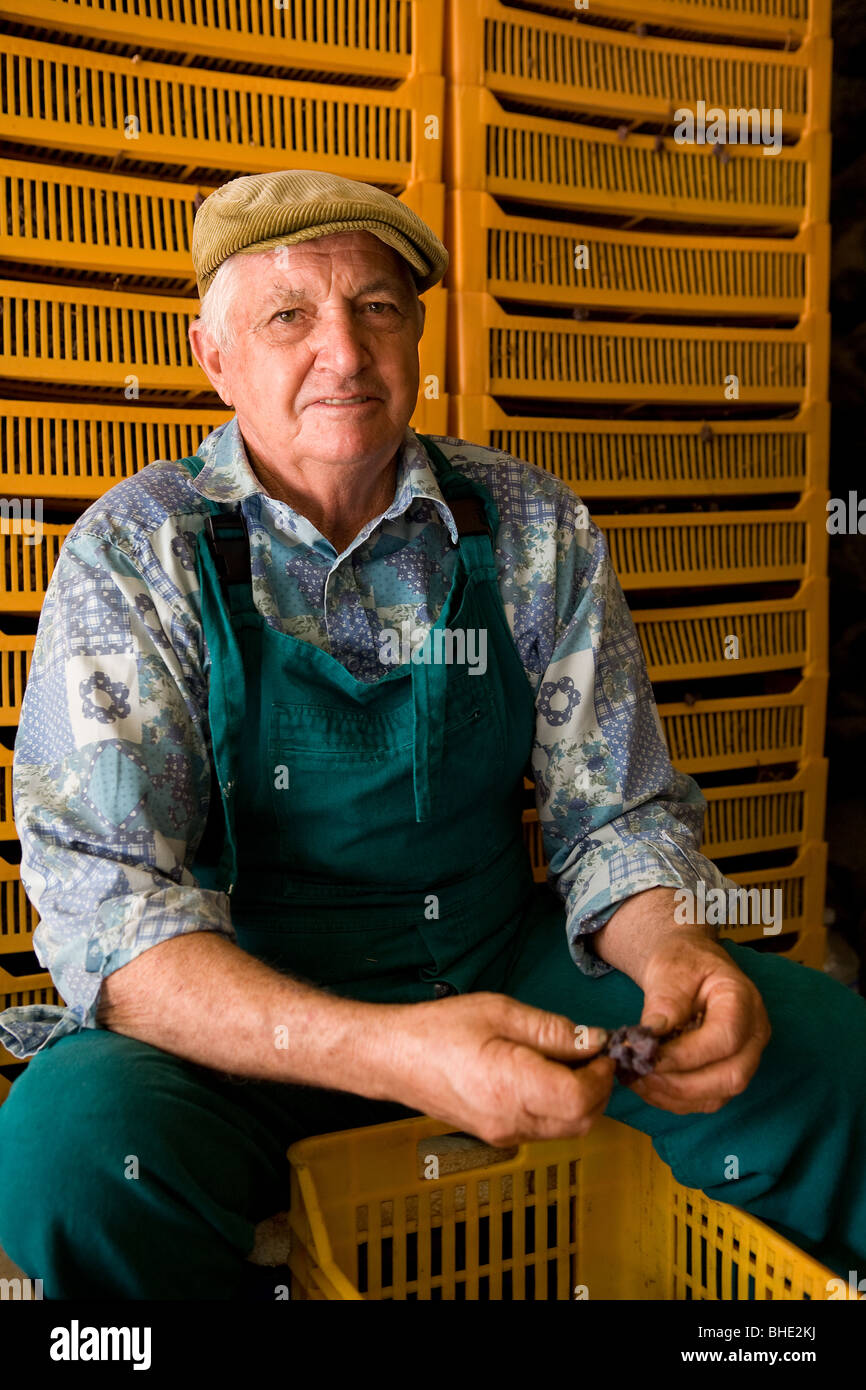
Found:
[191,415,461,545]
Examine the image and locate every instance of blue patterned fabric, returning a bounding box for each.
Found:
[1,418,735,1058]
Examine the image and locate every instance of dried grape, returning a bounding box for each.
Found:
[571,1012,705,1086]
[603,1024,661,1085]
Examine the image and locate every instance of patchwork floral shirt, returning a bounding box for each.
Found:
[1,418,733,1058]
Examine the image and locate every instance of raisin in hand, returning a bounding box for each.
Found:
[603,1024,661,1086]
[602,1013,705,1086]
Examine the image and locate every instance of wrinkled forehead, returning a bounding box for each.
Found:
[239,231,418,300]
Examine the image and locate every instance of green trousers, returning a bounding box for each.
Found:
[1,894,865,1299]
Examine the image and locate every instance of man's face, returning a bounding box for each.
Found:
[189,230,425,476]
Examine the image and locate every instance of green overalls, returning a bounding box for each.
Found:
[190,435,539,1002]
[1,436,865,1298]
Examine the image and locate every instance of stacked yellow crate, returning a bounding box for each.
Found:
[0,0,447,1103]
[445,0,832,967]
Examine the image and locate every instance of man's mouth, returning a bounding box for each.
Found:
[310,396,376,406]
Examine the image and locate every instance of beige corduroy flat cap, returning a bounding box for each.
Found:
[192,169,449,299]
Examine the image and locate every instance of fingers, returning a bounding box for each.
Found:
[639,1000,691,1035]
[576,1058,618,1125]
[652,981,769,1075]
[464,998,617,1143]
[535,1048,615,1128]
[511,1038,615,1109]
[489,1041,616,1144]
[546,1063,616,1139]
[628,979,771,1113]
[489,994,609,1063]
[630,1034,767,1113]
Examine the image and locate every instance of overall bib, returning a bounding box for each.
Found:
[1,436,865,1298]
[187,433,540,1001]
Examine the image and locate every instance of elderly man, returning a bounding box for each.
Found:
[0,171,864,1300]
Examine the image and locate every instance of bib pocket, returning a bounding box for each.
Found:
[266,677,507,879]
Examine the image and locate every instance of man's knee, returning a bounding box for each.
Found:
[721,940,866,1036]
[0,1028,284,1295]
[720,941,866,1098]
[0,1032,158,1259]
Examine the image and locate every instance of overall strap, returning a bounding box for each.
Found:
[178,454,205,478]
[410,436,502,822]
[178,456,253,613]
[178,455,247,888]
[415,433,501,568]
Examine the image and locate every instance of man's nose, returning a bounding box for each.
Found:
[309,307,372,376]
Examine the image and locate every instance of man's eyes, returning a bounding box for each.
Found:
[273,301,398,323]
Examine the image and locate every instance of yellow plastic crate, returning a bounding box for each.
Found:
[415,286,447,429]
[0,857,38,956]
[286,1113,837,1299]
[719,841,827,962]
[633,578,828,680]
[599,493,827,590]
[0,982,61,1019]
[0,958,50,997]
[450,399,829,497]
[1,162,445,283]
[1,162,205,283]
[544,0,830,45]
[410,394,450,437]
[449,0,831,136]
[0,280,207,393]
[0,630,34,722]
[399,180,446,241]
[3,38,444,184]
[773,928,826,968]
[702,757,827,858]
[449,294,830,404]
[448,88,830,228]
[449,193,831,320]
[0,402,232,500]
[657,674,828,774]
[0,523,72,614]
[0,0,444,77]
[0,748,14,840]
[0,1064,15,1106]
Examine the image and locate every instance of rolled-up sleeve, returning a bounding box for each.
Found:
[2,516,233,1058]
[529,501,737,978]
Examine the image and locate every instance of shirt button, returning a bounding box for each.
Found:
[433,981,456,998]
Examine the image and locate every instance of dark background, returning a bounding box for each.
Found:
[824,0,866,976]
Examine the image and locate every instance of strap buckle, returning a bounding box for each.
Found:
[448,496,493,540]
[204,511,252,589]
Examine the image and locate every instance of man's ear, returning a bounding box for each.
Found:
[417,296,426,337]
[188,320,233,407]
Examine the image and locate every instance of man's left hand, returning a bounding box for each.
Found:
[631,929,772,1114]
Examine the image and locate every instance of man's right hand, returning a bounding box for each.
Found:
[373,992,616,1147]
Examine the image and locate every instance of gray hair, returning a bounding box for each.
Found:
[196,243,424,356]
[196,252,244,355]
